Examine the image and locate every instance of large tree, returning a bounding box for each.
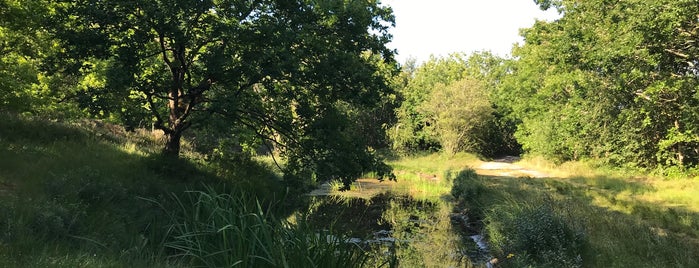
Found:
[43,0,396,183]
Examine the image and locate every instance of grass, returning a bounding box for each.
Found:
[4,111,697,267]
[379,152,480,202]
[0,113,309,267]
[326,152,699,267]
[307,152,483,267]
[157,187,369,268]
[452,155,699,267]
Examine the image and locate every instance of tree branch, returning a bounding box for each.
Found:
[144,90,171,134]
[156,31,173,69]
[664,48,690,59]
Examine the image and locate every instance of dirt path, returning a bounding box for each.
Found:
[474,156,551,178]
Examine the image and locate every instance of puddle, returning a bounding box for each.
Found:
[306,178,396,197]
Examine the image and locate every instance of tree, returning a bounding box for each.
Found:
[392,52,515,157]
[502,0,699,168]
[0,0,50,113]
[391,54,469,153]
[42,0,397,183]
[419,78,493,155]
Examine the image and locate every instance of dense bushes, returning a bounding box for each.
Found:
[391,53,519,157]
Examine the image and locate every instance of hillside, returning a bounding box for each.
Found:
[0,113,286,267]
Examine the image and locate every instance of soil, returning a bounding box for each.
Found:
[475,156,550,178]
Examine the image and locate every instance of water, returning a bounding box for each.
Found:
[451,211,496,267]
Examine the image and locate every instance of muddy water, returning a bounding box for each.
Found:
[306,178,397,197]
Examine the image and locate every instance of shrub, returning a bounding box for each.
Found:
[28,200,86,240]
[485,201,585,268]
[450,169,485,202]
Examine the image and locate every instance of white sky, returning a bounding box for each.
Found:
[381,0,561,63]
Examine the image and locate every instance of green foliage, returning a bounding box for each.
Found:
[283,102,395,192]
[503,0,699,170]
[392,52,516,157]
[420,78,493,155]
[485,201,584,268]
[0,2,44,113]
[159,188,369,268]
[450,169,485,204]
[392,54,469,153]
[31,0,399,187]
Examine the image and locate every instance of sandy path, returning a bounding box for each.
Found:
[475,156,550,178]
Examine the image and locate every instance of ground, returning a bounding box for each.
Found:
[475,156,550,178]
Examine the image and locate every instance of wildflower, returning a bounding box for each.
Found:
[507,253,515,259]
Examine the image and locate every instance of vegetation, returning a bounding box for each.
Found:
[1,0,698,267]
[451,159,699,267]
[0,113,379,267]
[500,0,699,170]
[160,188,369,268]
[2,0,397,189]
[391,53,516,157]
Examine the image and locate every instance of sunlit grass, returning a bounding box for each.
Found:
[387,152,481,202]
[304,151,699,267]
[451,157,699,267]
[389,152,481,175]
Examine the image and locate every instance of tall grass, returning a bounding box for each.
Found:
[484,199,585,268]
[158,187,370,268]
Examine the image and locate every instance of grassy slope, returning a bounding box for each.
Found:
[0,113,283,267]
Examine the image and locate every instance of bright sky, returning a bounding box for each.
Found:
[382,0,561,63]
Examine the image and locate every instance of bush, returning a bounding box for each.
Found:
[28,200,86,241]
[485,201,585,268]
[450,169,485,202]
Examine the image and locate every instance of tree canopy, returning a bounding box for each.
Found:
[390,52,517,157]
[502,0,699,169]
[0,0,399,186]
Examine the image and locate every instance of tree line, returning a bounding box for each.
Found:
[1,0,697,187]
[392,0,698,175]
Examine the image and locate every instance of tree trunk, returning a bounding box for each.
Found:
[163,129,182,156]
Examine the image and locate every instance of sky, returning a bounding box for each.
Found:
[381,0,561,63]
